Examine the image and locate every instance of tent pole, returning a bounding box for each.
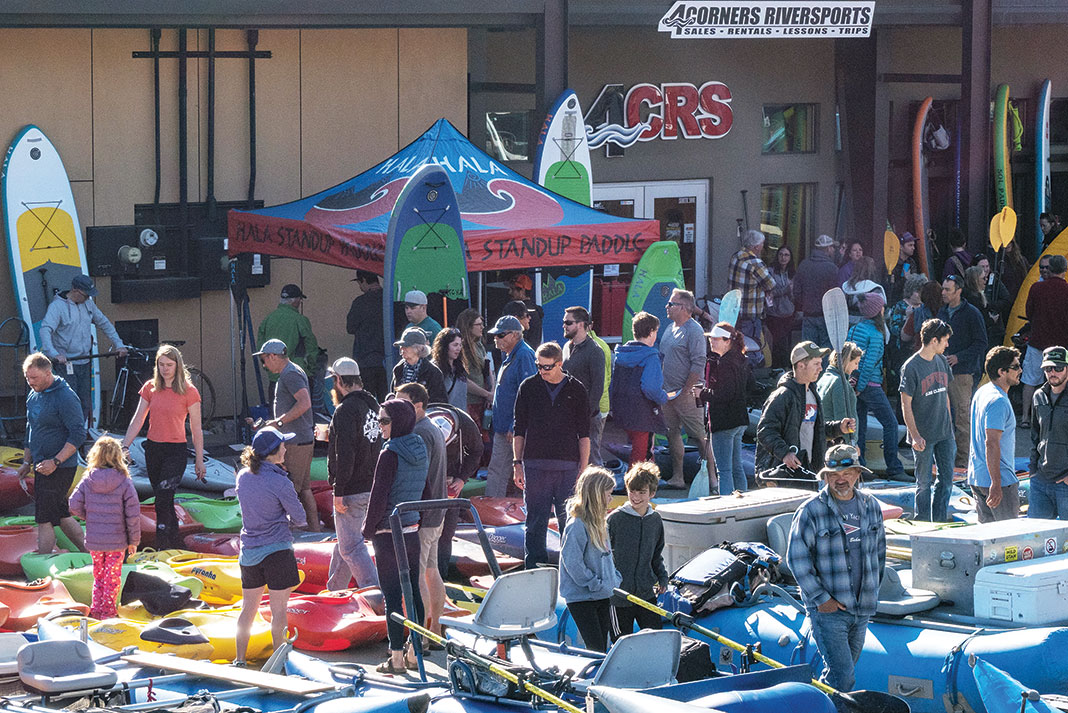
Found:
[230,278,239,439]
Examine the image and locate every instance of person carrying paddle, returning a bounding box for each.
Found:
[787,443,885,692]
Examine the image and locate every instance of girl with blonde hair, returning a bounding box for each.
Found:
[558,466,622,653]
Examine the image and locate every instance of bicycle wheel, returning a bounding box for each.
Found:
[188,367,216,424]
[107,366,130,432]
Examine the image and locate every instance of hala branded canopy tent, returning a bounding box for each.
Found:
[226,119,659,271]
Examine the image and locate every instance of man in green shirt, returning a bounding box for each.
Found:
[404,290,443,342]
[258,284,326,413]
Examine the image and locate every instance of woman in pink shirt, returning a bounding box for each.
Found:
[121,345,205,548]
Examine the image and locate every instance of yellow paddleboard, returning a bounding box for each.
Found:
[1004,225,1068,346]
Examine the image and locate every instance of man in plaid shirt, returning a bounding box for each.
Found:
[728,230,775,366]
[787,444,885,692]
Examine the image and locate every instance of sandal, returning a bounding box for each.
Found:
[376,659,408,675]
[403,641,420,669]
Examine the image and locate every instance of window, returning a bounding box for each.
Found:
[760,183,817,260]
[485,111,532,162]
[762,104,818,154]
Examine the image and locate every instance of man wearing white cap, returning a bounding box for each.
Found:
[404,290,443,343]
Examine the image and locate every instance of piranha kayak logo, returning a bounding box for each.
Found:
[584,82,733,157]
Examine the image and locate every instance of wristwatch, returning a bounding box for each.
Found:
[512,459,522,465]
[51,457,61,467]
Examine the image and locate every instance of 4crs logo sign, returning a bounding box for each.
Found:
[585,82,733,156]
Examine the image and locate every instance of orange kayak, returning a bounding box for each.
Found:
[467,496,526,526]
[183,532,239,557]
[0,577,88,630]
[450,537,523,578]
[261,587,387,651]
[139,503,204,546]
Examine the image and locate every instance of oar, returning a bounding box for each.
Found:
[392,614,584,713]
[883,230,900,275]
[613,589,909,713]
[990,206,1018,278]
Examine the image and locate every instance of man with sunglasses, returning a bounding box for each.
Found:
[1022,255,1068,429]
[562,307,605,465]
[968,346,1022,522]
[787,443,885,693]
[512,342,590,568]
[937,275,987,468]
[1029,346,1068,519]
[485,316,537,498]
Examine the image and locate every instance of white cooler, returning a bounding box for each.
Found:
[657,488,812,571]
[973,552,1068,626]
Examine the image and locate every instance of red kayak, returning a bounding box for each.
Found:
[451,537,522,578]
[0,577,88,630]
[467,496,526,527]
[183,532,240,557]
[293,540,339,594]
[0,525,44,576]
[0,466,31,513]
[260,587,387,651]
[140,503,204,546]
[311,481,334,528]
[876,498,904,521]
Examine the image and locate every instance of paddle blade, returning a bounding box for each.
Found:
[834,690,912,713]
[990,206,1018,251]
[822,287,848,353]
[719,289,741,327]
[883,231,900,273]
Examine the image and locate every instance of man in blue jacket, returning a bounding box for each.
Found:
[937,275,987,468]
[787,443,885,692]
[485,316,537,497]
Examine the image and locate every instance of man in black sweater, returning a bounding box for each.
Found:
[513,342,590,568]
[325,357,382,591]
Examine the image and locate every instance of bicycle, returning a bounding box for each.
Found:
[106,343,216,432]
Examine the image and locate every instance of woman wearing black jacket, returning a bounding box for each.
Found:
[391,327,448,403]
[697,322,755,494]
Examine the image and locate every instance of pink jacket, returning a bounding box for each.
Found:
[68,468,140,552]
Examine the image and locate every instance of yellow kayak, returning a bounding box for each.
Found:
[128,549,196,565]
[55,561,204,605]
[168,554,305,606]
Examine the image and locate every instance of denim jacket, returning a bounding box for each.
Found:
[787,487,885,617]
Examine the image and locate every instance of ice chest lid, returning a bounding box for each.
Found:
[910,518,1068,544]
[975,552,1068,588]
[657,488,812,524]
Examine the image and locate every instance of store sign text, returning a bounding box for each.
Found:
[584,81,733,156]
[658,1,874,39]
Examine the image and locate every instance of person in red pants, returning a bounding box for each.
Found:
[610,312,669,465]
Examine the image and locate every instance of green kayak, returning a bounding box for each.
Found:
[55,561,204,605]
[143,494,242,533]
[310,456,328,481]
[21,551,92,581]
[0,516,79,551]
[460,478,487,498]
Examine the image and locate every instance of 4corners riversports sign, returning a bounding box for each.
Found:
[658,1,875,39]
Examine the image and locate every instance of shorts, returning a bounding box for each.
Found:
[1023,345,1045,387]
[283,442,314,492]
[662,394,706,440]
[240,547,301,591]
[34,466,77,526]
[419,523,444,572]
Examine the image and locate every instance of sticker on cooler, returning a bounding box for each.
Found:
[1005,546,1018,562]
[1046,537,1058,555]
[1023,547,1034,560]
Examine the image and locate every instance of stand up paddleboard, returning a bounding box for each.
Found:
[1004,225,1068,347]
[911,98,934,276]
[534,89,595,345]
[1036,79,1052,253]
[382,164,468,368]
[993,84,1014,213]
[2,125,100,422]
[718,289,741,328]
[621,241,685,344]
[822,287,848,353]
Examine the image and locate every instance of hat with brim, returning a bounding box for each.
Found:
[71,274,98,297]
[817,444,873,479]
[393,328,428,348]
[253,338,287,356]
[705,325,731,339]
[327,357,360,377]
[487,315,523,335]
[1042,346,1068,369]
[252,426,295,457]
[790,341,830,365]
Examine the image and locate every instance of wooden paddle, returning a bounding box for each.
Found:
[883,230,900,274]
[614,589,910,713]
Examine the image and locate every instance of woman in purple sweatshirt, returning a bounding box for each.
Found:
[68,436,140,620]
[233,426,307,666]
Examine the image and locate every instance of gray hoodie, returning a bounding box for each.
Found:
[607,503,669,606]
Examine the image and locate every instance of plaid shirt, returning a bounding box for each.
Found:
[727,248,776,320]
[787,487,885,617]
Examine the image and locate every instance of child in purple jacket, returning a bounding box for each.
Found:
[68,436,140,619]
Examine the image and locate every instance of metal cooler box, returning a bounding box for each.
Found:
[657,488,812,572]
[911,519,1068,614]
[973,552,1068,625]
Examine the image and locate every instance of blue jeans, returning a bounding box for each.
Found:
[1028,478,1068,520]
[914,436,955,522]
[523,463,578,569]
[327,492,380,590]
[856,385,903,477]
[808,609,869,692]
[711,425,747,494]
[801,316,831,350]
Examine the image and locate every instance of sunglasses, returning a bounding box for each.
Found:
[492,333,509,339]
[666,302,681,308]
[537,363,559,371]
[378,417,392,425]
[562,320,577,326]
[1044,365,1067,373]
[826,457,857,468]
[1008,363,1022,371]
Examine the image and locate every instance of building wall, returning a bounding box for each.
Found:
[0,27,467,413]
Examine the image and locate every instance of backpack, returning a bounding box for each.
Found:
[663,541,782,616]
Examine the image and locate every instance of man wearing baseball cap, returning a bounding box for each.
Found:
[39,274,127,423]
[756,341,855,475]
[507,273,543,345]
[485,315,537,497]
[787,443,885,692]
[257,284,325,402]
[792,234,839,349]
[403,290,443,343]
[1029,346,1068,519]
[324,357,382,591]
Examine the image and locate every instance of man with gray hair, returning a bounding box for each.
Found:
[728,229,776,366]
[1022,254,1068,429]
[660,289,715,489]
[792,234,839,349]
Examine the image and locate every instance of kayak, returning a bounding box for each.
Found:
[0,515,80,551]
[166,554,247,605]
[0,445,82,504]
[449,536,524,579]
[461,474,488,498]
[87,429,237,496]
[138,502,205,545]
[0,576,89,630]
[310,455,329,481]
[467,496,526,526]
[455,523,561,564]
[21,551,92,580]
[172,494,243,532]
[54,561,205,605]
[183,532,240,556]
[0,525,50,575]
[127,548,194,565]
[293,539,340,593]
[107,604,274,660]
[260,587,387,651]
[311,481,334,528]
[48,613,216,660]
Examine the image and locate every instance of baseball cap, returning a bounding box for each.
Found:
[1042,346,1068,369]
[253,338,287,356]
[252,426,296,457]
[394,327,428,348]
[705,325,731,339]
[404,290,428,306]
[71,274,98,297]
[819,444,873,478]
[790,341,830,365]
[900,231,918,244]
[814,234,834,248]
[502,300,536,318]
[510,274,533,291]
[281,284,307,299]
[327,357,360,377]
[487,315,523,335]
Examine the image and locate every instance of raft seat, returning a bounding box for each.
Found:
[443,568,558,640]
[0,633,28,675]
[572,629,681,693]
[877,567,939,616]
[17,640,117,694]
[766,513,794,578]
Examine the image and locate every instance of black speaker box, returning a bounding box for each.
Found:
[111,276,201,304]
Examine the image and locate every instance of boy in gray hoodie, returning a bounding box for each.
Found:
[607,462,669,639]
